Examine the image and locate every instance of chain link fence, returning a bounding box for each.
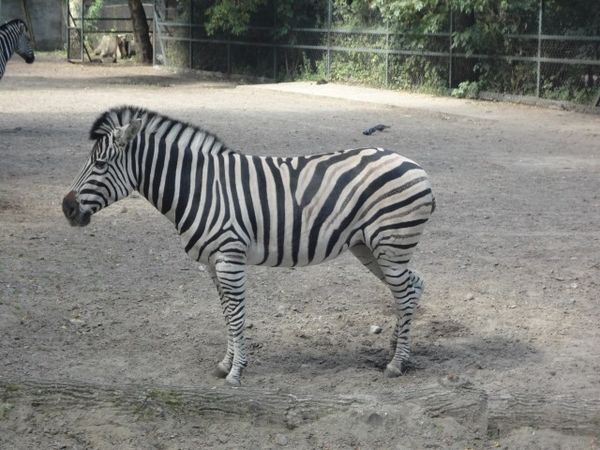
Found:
[67,0,153,63]
[153,0,600,106]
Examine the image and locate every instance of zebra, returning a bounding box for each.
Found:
[0,18,35,80]
[62,106,436,386]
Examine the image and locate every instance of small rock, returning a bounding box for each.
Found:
[275,434,288,446]
[246,322,254,329]
[369,325,382,335]
[508,304,517,309]
[120,207,128,213]
[366,412,384,426]
[464,293,475,301]
[447,373,459,382]
[275,304,287,317]
[69,318,86,326]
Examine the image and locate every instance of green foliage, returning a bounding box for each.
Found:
[451,80,480,98]
[396,57,448,93]
[280,51,327,81]
[86,0,104,20]
[84,0,105,50]
[163,41,189,68]
[332,0,380,27]
[205,0,268,36]
[0,402,14,420]
[543,74,598,104]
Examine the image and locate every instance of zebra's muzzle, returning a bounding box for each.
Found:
[62,191,91,227]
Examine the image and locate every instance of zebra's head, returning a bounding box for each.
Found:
[15,20,34,64]
[62,111,143,227]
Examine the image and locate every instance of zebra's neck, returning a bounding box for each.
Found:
[0,26,17,62]
[132,121,232,231]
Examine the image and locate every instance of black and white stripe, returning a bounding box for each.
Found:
[63,106,436,386]
[0,19,34,80]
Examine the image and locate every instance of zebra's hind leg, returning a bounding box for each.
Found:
[351,245,424,376]
[350,244,386,281]
[210,259,248,386]
[380,264,424,378]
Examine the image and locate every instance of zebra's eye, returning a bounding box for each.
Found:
[95,160,108,170]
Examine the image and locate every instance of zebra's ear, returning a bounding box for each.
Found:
[114,118,142,148]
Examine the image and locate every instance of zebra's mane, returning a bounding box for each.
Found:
[90,106,228,153]
[89,106,153,140]
[2,19,27,29]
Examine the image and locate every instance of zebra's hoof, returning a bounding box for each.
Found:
[384,363,405,378]
[213,363,230,379]
[225,374,241,387]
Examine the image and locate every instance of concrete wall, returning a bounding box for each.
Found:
[1,0,65,51]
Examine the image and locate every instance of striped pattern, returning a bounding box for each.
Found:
[65,106,435,385]
[0,19,34,80]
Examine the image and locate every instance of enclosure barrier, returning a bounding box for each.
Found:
[66,0,153,63]
[152,0,600,106]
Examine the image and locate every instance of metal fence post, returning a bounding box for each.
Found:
[385,29,389,87]
[448,8,453,89]
[152,0,156,66]
[326,0,332,79]
[536,0,543,97]
[188,1,193,69]
[227,43,231,76]
[80,0,84,62]
[273,2,277,80]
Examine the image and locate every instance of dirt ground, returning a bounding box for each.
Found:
[1,55,599,449]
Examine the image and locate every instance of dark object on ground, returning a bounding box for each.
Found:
[316,79,328,85]
[363,124,390,135]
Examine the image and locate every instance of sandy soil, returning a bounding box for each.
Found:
[1,55,599,449]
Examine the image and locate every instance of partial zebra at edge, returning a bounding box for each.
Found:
[62,105,436,386]
[0,19,35,80]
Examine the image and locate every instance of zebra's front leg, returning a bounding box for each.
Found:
[209,267,234,378]
[211,259,248,386]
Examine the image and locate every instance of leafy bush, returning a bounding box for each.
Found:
[451,80,480,98]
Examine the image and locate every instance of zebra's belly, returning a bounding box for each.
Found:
[242,215,368,267]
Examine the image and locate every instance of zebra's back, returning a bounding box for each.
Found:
[182,146,434,267]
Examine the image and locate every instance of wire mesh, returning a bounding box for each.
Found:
[67,1,153,63]
[153,0,600,105]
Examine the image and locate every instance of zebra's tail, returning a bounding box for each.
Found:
[431,195,436,214]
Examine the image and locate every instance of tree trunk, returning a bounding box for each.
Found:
[0,376,487,433]
[128,0,153,64]
[451,10,477,87]
[2,377,599,437]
